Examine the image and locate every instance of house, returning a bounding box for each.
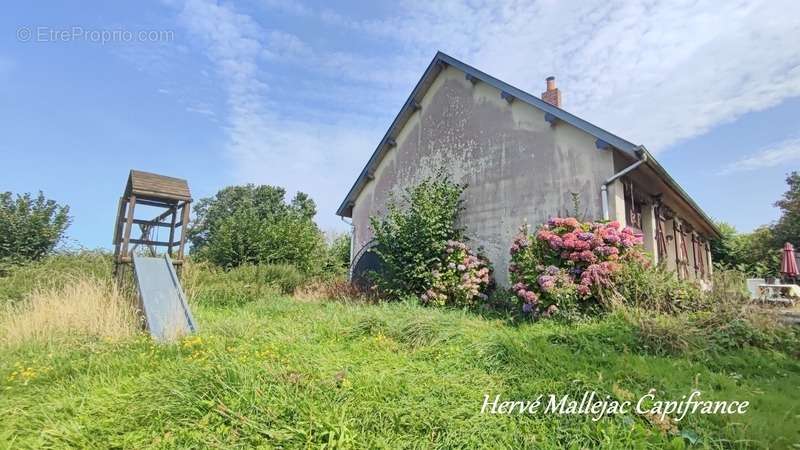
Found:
[337,51,721,287]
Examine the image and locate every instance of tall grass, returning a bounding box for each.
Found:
[0,276,138,346]
[182,262,292,307]
[0,251,112,304]
[0,255,799,447]
[293,277,374,303]
[2,296,798,447]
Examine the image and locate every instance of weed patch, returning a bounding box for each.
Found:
[0,276,138,347]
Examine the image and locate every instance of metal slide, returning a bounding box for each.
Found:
[132,255,197,342]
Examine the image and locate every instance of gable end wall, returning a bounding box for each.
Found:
[351,66,616,285]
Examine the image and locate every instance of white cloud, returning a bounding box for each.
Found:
[260,0,312,17]
[185,104,216,116]
[262,30,312,60]
[356,0,800,152]
[177,0,382,230]
[174,0,800,230]
[246,0,800,152]
[720,137,800,174]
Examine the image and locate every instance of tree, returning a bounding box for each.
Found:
[711,221,780,277]
[773,171,800,248]
[710,221,739,268]
[0,191,71,270]
[189,185,324,271]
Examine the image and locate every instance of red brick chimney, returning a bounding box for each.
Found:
[541,76,561,108]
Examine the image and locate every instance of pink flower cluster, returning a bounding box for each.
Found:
[509,217,646,315]
[422,240,492,307]
[512,281,539,304]
[577,260,617,293]
[536,220,641,260]
[509,232,531,255]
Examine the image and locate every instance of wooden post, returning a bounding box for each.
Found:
[641,203,657,265]
[672,219,682,279]
[112,197,126,274]
[121,196,137,260]
[706,242,713,277]
[112,198,125,249]
[167,206,177,256]
[691,233,697,278]
[177,201,190,262]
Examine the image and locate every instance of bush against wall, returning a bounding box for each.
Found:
[422,240,492,308]
[509,218,646,316]
[0,191,71,272]
[189,185,324,272]
[369,172,493,306]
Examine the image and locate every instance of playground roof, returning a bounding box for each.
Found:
[125,170,191,203]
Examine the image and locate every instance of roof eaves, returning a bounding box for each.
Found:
[435,52,641,157]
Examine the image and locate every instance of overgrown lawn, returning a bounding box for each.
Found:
[2,296,799,448]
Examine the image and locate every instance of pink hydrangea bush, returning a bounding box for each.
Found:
[421,240,493,307]
[509,218,646,316]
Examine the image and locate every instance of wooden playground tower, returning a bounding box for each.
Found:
[113,170,192,278]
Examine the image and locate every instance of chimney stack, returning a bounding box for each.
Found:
[542,76,561,108]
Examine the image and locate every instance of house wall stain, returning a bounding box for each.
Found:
[352,66,615,286]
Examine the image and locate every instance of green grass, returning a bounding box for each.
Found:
[0,252,112,304]
[2,295,799,449]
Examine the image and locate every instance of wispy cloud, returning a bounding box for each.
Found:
[260,0,312,17]
[363,0,800,152]
[173,0,800,229]
[176,0,382,227]
[185,104,216,117]
[264,0,800,153]
[720,137,800,174]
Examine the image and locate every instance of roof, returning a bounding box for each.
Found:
[337,51,720,238]
[125,170,191,203]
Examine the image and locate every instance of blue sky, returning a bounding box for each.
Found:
[2,0,799,249]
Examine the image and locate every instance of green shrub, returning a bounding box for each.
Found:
[183,262,304,307]
[369,171,493,306]
[711,222,780,277]
[189,185,325,272]
[422,240,492,308]
[317,232,351,278]
[370,172,466,300]
[610,260,703,313]
[0,191,71,272]
[706,268,750,304]
[261,264,304,294]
